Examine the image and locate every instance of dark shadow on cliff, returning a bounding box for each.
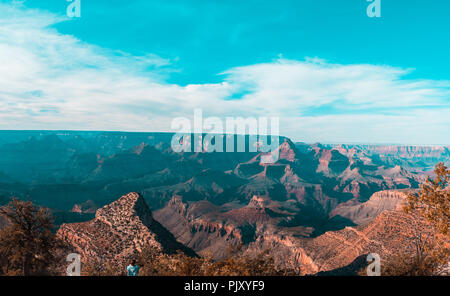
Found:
[314,254,369,276]
[149,219,199,258]
[278,212,357,238]
[311,215,358,237]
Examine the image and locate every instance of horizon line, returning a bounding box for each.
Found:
[0,129,448,147]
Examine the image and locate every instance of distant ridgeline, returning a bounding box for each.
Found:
[0,130,176,151]
[319,143,450,172]
[0,130,286,154]
[0,131,283,208]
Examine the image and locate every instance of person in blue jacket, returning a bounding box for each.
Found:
[126,259,140,276]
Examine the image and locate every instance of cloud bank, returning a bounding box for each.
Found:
[0,3,449,145]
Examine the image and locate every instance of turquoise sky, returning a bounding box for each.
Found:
[0,0,449,144]
[18,0,450,84]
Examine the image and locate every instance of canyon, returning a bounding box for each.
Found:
[57,189,436,275]
[0,131,447,275]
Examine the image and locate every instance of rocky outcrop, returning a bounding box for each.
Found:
[243,231,319,274]
[0,212,8,230]
[248,195,268,209]
[57,192,196,267]
[330,190,410,225]
[70,200,97,214]
[277,139,302,162]
[302,210,437,274]
[154,196,254,259]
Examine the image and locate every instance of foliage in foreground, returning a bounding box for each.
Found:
[137,247,299,276]
[81,246,299,276]
[381,162,449,276]
[0,199,68,275]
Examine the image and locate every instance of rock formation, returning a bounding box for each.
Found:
[302,210,437,274]
[0,212,8,230]
[330,189,410,225]
[155,189,441,275]
[57,192,196,267]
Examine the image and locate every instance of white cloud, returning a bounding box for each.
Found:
[0,3,449,145]
[281,109,450,145]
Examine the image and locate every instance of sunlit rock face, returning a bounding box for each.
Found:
[57,192,196,267]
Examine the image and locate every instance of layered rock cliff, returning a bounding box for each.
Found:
[154,189,442,275]
[302,210,437,274]
[330,189,410,225]
[327,144,450,172]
